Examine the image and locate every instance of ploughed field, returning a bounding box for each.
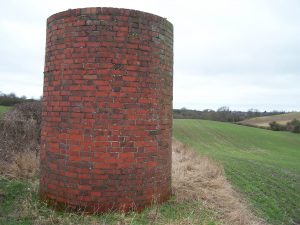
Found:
[239,112,300,128]
[173,119,300,225]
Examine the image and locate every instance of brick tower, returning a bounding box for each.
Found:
[40,7,173,212]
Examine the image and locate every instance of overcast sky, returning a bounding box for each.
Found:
[0,0,299,111]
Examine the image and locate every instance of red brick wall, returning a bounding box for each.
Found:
[40,7,173,213]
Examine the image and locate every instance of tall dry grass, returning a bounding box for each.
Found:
[172,138,267,225]
[0,150,39,179]
[0,102,41,178]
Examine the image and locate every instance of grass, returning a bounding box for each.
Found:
[240,112,300,127]
[0,141,265,225]
[0,177,219,225]
[172,139,265,225]
[0,105,11,117]
[0,143,222,225]
[173,119,300,225]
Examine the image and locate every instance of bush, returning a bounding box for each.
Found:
[0,101,42,162]
[269,121,286,131]
[286,119,300,133]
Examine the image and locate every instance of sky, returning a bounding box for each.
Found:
[0,0,299,111]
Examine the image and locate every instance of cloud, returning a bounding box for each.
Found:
[0,72,43,98]
[0,0,299,110]
[174,0,300,76]
[174,73,300,111]
[0,20,45,74]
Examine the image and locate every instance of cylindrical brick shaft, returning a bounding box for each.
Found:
[40,7,173,213]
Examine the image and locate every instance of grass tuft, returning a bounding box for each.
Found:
[0,151,39,179]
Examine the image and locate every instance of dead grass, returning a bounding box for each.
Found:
[0,150,39,179]
[0,101,41,162]
[172,138,267,225]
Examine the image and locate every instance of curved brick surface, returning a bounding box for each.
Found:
[40,7,173,213]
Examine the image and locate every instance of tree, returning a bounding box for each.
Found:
[269,121,285,131]
[286,119,300,133]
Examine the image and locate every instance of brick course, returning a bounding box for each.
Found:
[40,7,173,213]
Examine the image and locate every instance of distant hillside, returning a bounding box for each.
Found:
[173,107,285,122]
[239,112,300,128]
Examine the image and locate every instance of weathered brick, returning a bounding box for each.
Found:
[40,7,173,214]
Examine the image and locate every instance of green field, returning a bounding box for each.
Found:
[0,105,10,117]
[240,112,300,128]
[173,119,300,225]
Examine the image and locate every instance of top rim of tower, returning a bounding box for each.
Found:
[47,7,173,28]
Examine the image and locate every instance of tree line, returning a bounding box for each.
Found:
[173,106,286,122]
[0,92,38,106]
